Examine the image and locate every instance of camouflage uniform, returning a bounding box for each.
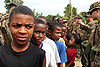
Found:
[78,13,97,67]
[0,13,12,45]
[88,2,100,67]
[0,1,20,45]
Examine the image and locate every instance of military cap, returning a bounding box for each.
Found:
[88,2,100,14]
[84,13,92,17]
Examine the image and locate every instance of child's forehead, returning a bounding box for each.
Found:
[12,13,33,17]
[11,22,34,25]
[35,23,47,28]
[55,26,62,29]
[11,13,34,20]
[9,14,34,24]
[70,37,75,41]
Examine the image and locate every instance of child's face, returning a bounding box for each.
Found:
[9,14,34,45]
[61,27,66,38]
[49,26,62,42]
[32,24,47,46]
[68,37,76,46]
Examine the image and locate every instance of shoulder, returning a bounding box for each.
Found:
[0,44,10,57]
[30,43,45,55]
[0,45,8,52]
[0,13,9,19]
[42,43,53,53]
[56,41,64,46]
[56,41,65,50]
[45,37,55,43]
[43,37,56,47]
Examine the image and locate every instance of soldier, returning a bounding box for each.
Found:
[74,15,96,67]
[88,1,100,67]
[75,16,88,41]
[84,13,96,31]
[0,3,17,45]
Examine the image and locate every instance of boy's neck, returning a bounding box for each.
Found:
[11,42,30,52]
[68,45,75,49]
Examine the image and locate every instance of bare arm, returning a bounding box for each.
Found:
[43,56,46,67]
[58,63,63,67]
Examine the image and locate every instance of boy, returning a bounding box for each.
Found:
[31,19,57,67]
[0,6,46,67]
[48,22,67,67]
[41,19,61,64]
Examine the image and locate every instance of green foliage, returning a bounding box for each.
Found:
[46,13,62,21]
[82,17,86,24]
[32,9,43,18]
[4,0,24,13]
[64,4,77,21]
[4,0,10,13]
[19,0,24,5]
[56,13,61,18]
[46,15,53,21]
[79,11,87,17]
[72,7,77,17]
[64,4,71,20]
[79,11,87,23]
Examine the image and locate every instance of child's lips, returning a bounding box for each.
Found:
[17,37,27,41]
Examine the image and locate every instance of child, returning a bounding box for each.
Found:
[66,34,78,67]
[31,19,57,67]
[0,6,46,67]
[48,22,67,67]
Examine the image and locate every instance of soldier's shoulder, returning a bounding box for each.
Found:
[0,13,9,16]
[0,13,9,22]
[0,13,9,19]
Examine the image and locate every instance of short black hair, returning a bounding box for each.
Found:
[48,22,62,31]
[35,19,46,25]
[52,16,56,19]
[9,6,34,22]
[66,33,72,42]
[37,16,46,19]
[66,33,80,44]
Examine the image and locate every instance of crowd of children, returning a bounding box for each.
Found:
[0,5,81,67]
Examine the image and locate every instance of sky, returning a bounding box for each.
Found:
[0,0,99,16]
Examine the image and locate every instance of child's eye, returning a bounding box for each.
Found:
[25,25,33,29]
[34,31,40,34]
[13,25,20,28]
[42,32,45,34]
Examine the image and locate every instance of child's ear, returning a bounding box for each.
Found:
[8,23,10,28]
[48,30,51,35]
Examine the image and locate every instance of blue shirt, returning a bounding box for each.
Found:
[56,40,67,65]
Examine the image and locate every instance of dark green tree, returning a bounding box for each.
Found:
[79,11,87,17]
[46,15,53,21]
[32,9,43,18]
[4,0,24,13]
[72,7,77,17]
[64,4,77,21]
[56,13,61,18]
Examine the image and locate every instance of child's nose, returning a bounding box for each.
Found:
[19,27,27,34]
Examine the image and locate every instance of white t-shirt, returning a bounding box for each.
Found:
[42,37,61,63]
[42,43,57,67]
